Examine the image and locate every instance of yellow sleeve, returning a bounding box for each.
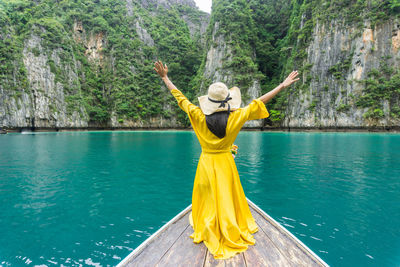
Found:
[241,98,270,121]
[170,88,203,117]
[227,99,269,132]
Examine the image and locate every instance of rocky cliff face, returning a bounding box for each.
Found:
[0,0,209,130]
[1,0,399,130]
[284,18,400,128]
[201,22,233,86]
[139,0,196,9]
[109,0,209,128]
[23,33,88,128]
[1,26,89,129]
[199,21,263,127]
[197,0,265,127]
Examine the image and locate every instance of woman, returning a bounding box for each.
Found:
[154,60,300,260]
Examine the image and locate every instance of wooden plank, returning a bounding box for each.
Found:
[247,199,328,266]
[118,199,329,267]
[243,220,293,267]
[124,210,191,267]
[204,250,246,267]
[155,224,207,267]
[250,206,323,267]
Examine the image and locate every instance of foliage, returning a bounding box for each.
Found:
[336,103,351,112]
[0,3,28,92]
[268,0,399,122]
[328,49,355,80]
[1,0,399,127]
[0,0,206,126]
[355,58,400,119]
[191,0,264,95]
[268,110,284,122]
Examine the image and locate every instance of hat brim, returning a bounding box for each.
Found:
[198,86,241,115]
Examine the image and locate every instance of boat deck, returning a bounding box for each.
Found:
[117,198,329,266]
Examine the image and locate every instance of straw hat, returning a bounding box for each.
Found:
[198,82,241,115]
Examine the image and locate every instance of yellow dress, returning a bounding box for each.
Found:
[170,88,270,260]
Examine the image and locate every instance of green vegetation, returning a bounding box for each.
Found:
[0,0,206,126]
[264,0,318,119]
[0,4,27,93]
[192,0,293,121]
[328,49,354,80]
[265,0,399,122]
[0,0,399,127]
[355,57,400,120]
[313,0,400,29]
[310,100,317,111]
[191,0,264,97]
[336,103,351,112]
[268,109,284,122]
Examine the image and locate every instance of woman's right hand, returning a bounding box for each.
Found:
[154,60,168,78]
[258,70,301,104]
[281,70,300,88]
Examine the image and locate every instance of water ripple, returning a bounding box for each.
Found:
[1,131,399,266]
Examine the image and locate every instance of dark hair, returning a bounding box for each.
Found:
[205,111,230,138]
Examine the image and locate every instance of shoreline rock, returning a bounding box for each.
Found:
[3,126,399,133]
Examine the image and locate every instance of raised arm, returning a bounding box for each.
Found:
[153,60,202,118]
[258,70,300,104]
[154,60,177,91]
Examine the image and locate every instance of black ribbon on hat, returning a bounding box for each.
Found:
[208,92,232,108]
[208,92,232,113]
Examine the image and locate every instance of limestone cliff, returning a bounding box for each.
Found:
[0,0,209,130]
[196,0,265,127]
[283,18,400,128]
[1,0,399,130]
[1,23,89,129]
[272,0,400,129]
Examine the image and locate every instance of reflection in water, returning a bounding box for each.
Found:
[235,131,400,266]
[0,131,399,266]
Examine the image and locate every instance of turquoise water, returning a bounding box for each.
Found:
[0,131,399,266]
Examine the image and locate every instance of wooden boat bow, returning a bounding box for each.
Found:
[117,198,329,266]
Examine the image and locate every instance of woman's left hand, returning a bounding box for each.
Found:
[154,60,168,78]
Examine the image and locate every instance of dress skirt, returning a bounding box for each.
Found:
[188,151,259,260]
